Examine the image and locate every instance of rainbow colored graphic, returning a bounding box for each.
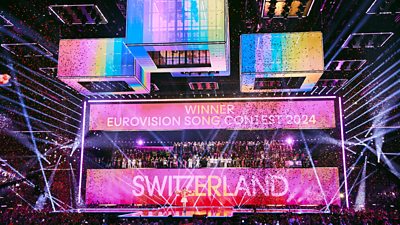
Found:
[240,32,324,92]
[57,0,230,94]
[58,38,150,94]
[58,38,134,78]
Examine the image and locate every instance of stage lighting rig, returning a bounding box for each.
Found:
[48,4,108,25]
[1,43,53,57]
[326,60,367,71]
[39,67,58,77]
[367,0,400,14]
[262,0,315,19]
[342,32,394,49]
[189,82,219,91]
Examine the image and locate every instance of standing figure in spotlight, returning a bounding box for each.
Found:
[175,187,193,211]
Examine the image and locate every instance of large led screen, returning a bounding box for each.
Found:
[86,168,341,206]
[89,100,336,131]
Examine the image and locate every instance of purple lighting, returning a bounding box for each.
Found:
[286,137,294,145]
[136,139,144,146]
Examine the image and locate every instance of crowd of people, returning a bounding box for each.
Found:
[93,141,314,169]
[1,207,399,225]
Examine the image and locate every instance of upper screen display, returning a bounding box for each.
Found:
[89,99,336,131]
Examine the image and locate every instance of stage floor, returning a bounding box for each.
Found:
[74,207,323,218]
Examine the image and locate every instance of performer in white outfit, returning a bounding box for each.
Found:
[175,187,193,211]
[188,158,193,168]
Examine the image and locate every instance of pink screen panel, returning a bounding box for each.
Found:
[86,168,341,206]
[89,100,336,131]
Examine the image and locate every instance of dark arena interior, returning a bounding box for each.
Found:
[0,0,399,224]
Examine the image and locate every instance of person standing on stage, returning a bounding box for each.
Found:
[175,187,193,211]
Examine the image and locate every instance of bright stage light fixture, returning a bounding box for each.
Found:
[262,0,315,19]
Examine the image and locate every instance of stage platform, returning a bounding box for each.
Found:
[71,207,324,218]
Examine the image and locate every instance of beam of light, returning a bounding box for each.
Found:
[334,41,400,94]
[0,13,58,54]
[9,188,36,210]
[345,147,357,154]
[344,63,400,104]
[328,167,379,212]
[51,195,73,210]
[5,79,81,117]
[13,73,56,212]
[345,79,399,113]
[193,130,239,208]
[369,88,399,162]
[69,135,82,157]
[7,130,71,152]
[3,86,81,122]
[0,105,78,136]
[69,162,77,208]
[35,155,62,210]
[354,156,367,211]
[342,47,400,96]
[346,89,400,124]
[0,157,35,187]
[2,64,82,109]
[9,79,82,116]
[77,101,87,205]
[354,137,400,179]
[338,97,349,208]
[300,131,329,208]
[352,158,399,190]
[372,126,400,129]
[5,59,80,100]
[322,0,352,42]
[15,63,83,102]
[345,101,400,133]
[348,160,364,197]
[0,94,80,129]
[349,126,398,145]
[324,0,373,61]
[325,146,368,210]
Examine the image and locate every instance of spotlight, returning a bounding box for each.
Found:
[136,139,144,146]
[286,137,294,145]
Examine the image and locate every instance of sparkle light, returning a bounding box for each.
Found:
[286,137,294,145]
[136,139,144,146]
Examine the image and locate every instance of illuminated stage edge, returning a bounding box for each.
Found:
[77,96,349,210]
